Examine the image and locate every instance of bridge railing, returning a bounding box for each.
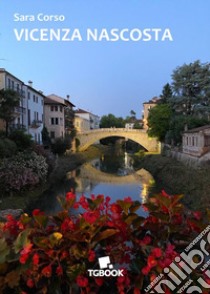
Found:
[77,128,147,135]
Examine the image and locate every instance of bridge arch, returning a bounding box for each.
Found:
[76,128,159,152]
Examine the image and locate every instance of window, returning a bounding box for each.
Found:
[8,78,11,88]
[28,92,31,100]
[51,117,59,125]
[41,99,43,106]
[17,84,20,92]
[51,106,54,111]
[55,106,58,111]
[60,106,63,112]
[33,95,36,102]
[50,131,55,139]
[11,81,14,89]
[28,109,31,125]
[60,118,63,125]
[36,96,38,103]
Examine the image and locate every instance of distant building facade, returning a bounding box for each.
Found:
[75,108,100,130]
[182,125,210,157]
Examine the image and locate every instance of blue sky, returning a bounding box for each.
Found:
[0,0,210,118]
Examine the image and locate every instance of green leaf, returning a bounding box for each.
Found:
[116,200,132,215]
[129,201,141,213]
[93,229,119,243]
[125,213,139,225]
[13,229,31,254]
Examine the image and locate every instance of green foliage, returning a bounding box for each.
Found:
[100,114,125,128]
[9,130,33,151]
[0,191,209,293]
[41,126,51,146]
[51,137,71,155]
[159,83,173,104]
[0,89,20,136]
[147,104,172,142]
[171,60,210,116]
[0,138,17,158]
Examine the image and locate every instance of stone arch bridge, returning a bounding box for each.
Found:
[76,128,159,152]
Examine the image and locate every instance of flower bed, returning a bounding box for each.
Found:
[0,191,209,293]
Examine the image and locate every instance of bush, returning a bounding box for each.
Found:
[8,130,33,151]
[0,152,48,193]
[0,138,17,158]
[51,137,71,155]
[0,191,209,293]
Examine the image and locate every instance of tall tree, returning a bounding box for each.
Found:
[159,83,173,104]
[0,89,20,136]
[147,104,172,142]
[171,60,210,116]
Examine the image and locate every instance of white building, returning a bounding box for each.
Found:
[0,68,44,143]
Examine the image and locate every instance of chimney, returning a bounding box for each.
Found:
[66,94,70,100]
[28,80,33,87]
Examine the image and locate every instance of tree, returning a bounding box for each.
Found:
[171,60,210,116]
[159,83,173,104]
[0,89,20,136]
[100,114,125,128]
[147,104,172,142]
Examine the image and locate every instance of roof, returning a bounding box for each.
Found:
[44,97,66,106]
[0,68,24,84]
[48,94,75,107]
[143,97,161,104]
[184,125,210,133]
[75,108,90,114]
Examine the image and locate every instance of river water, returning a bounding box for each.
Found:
[35,150,155,216]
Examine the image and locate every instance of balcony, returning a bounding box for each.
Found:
[14,106,26,115]
[9,123,26,131]
[30,120,43,129]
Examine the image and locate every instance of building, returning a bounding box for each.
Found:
[0,69,44,143]
[74,115,90,133]
[142,96,160,129]
[182,125,210,157]
[46,94,75,139]
[44,96,66,141]
[74,108,100,131]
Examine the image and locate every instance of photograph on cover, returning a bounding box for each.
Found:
[0,1,210,293]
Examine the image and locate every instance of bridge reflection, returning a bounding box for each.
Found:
[67,163,154,203]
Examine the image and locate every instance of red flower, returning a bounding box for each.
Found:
[66,191,76,201]
[42,265,52,277]
[32,209,44,216]
[151,247,162,258]
[140,235,152,245]
[161,190,170,198]
[193,211,202,220]
[134,288,141,294]
[88,250,95,262]
[61,218,75,231]
[110,204,122,214]
[147,255,157,268]
[20,243,33,264]
[32,253,39,265]
[79,195,89,210]
[124,197,132,203]
[83,211,100,224]
[56,265,63,276]
[95,277,104,286]
[142,265,151,275]
[76,275,88,287]
[26,278,34,288]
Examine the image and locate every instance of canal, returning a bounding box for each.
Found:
[31,148,155,216]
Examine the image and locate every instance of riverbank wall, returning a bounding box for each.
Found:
[135,154,210,211]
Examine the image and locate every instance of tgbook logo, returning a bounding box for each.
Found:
[88,256,124,277]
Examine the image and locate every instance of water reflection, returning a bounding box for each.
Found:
[30,151,154,215]
[67,152,154,205]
